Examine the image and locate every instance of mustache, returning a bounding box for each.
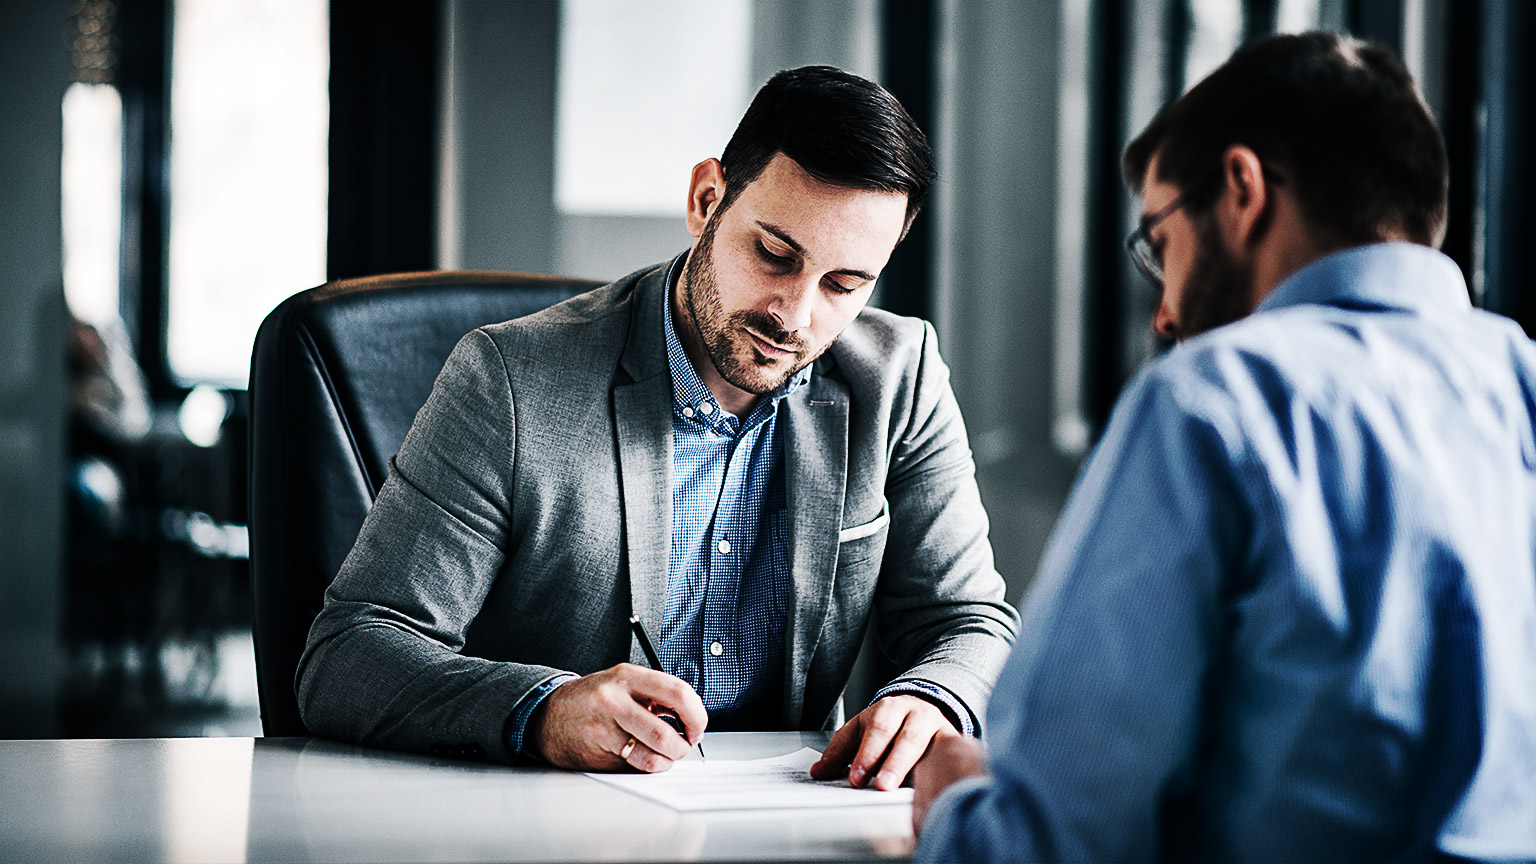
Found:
[732,310,806,352]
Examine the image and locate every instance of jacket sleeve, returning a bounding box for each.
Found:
[295,328,562,763]
[874,321,1022,731]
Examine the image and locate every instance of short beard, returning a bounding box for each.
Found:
[681,213,814,395]
[1176,214,1256,339]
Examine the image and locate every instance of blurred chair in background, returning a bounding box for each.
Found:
[61,313,155,724]
[62,312,250,735]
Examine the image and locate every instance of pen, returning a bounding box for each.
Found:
[629,613,704,759]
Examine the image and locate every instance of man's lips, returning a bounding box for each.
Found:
[745,327,797,358]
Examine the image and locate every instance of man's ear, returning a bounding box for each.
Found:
[686,158,726,238]
[1216,145,1271,251]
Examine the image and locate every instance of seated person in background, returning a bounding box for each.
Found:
[912,32,1536,862]
[298,65,1019,787]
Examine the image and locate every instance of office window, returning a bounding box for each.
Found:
[62,0,123,328]
[1184,0,1244,86]
[166,0,328,386]
[1276,0,1323,33]
[554,0,753,216]
[62,82,124,328]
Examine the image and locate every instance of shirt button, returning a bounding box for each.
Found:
[710,641,723,657]
[717,539,731,554]
[681,406,695,419]
[700,402,715,416]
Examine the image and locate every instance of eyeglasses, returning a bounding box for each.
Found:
[1124,170,1221,287]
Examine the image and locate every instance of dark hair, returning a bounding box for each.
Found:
[1123,32,1448,247]
[718,65,935,238]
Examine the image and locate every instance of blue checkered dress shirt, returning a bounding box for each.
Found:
[655,254,811,728]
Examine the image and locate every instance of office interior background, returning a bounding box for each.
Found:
[0,0,1531,741]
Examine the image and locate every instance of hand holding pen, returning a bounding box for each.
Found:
[526,622,706,772]
[629,614,705,760]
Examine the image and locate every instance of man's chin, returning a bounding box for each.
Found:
[722,355,800,396]
[724,371,790,397]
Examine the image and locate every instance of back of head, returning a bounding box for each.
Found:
[1124,32,1448,247]
[719,65,935,237]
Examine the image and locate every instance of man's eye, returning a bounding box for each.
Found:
[756,242,793,266]
[823,277,859,296]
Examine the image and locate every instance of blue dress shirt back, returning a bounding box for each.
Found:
[919,243,1536,862]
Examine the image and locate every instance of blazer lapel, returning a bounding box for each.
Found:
[613,267,673,656]
[780,367,849,727]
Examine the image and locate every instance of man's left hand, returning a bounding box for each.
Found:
[809,694,959,790]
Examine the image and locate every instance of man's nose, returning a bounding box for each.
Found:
[1152,299,1180,341]
[767,277,816,333]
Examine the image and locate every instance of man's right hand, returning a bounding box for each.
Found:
[527,663,707,772]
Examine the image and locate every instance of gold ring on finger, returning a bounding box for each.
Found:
[619,737,636,759]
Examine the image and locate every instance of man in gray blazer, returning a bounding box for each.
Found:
[298,66,1018,789]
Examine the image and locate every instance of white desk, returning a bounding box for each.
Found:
[0,731,913,863]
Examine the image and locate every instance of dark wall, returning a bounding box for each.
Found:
[0,0,70,737]
[329,0,441,280]
[447,0,560,274]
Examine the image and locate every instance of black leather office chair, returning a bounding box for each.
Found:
[248,270,603,737]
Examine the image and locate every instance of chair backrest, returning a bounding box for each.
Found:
[247,270,603,737]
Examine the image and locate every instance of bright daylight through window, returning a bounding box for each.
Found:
[555,0,752,216]
[167,0,328,386]
[62,81,124,329]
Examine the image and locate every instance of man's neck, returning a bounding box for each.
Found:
[1247,196,1352,309]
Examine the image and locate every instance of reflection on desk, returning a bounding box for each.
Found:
[0,730,913,863]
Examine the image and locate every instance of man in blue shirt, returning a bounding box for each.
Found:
[913,33,1536,861]
[298,67,1018,787]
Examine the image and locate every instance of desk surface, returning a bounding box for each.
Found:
[0,731,913,863]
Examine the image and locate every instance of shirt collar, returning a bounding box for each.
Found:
[661,250,811,430]
[1256,242,1471,318]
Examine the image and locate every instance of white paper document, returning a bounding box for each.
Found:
[583,747,915,812]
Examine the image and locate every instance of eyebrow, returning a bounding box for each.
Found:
[756,221,880,283]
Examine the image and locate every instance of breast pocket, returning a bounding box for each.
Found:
[836,496,890,568]
[837,496,890,543]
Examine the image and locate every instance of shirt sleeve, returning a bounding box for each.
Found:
[872,679,976,736]
[504,674,578,758]
[916,360,1254,862]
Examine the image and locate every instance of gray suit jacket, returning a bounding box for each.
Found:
[297,260,1018,763]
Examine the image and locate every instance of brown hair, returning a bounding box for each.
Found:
[719,65,935,239]
[1123,32,1448,247]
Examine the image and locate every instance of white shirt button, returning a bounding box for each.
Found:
[700,402,715,416]
[710,641,723,657]
[717,539,731,555]
[681,406,694,419]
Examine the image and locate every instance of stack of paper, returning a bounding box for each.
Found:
[584,747,915,812]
